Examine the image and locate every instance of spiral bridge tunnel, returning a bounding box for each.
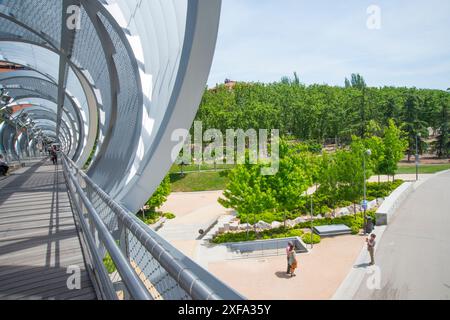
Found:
[0,0,243,300]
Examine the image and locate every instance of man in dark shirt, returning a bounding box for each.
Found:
[0,155,9,176]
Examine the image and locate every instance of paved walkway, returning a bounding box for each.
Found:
[159,191,234,257]
[0,161,97,300]
[208,235,365,300]
[354,171,450,300]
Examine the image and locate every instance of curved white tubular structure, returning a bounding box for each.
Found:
[0,0,221,212]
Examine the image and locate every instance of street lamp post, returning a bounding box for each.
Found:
[363,149,372,235]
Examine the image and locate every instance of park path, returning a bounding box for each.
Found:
[354,171,450,300]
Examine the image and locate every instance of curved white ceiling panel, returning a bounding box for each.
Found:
[0,0,221,213]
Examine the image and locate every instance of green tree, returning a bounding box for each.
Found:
[219,163,277,219]
[317,151,340,214]
[402,94,428,161]
[335,139,372,213]
[434,102,449,158]
[380,120,408,180]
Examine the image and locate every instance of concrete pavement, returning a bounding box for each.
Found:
[354,171,450,300]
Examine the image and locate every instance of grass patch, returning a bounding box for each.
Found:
[169,163,236,174]
[396,164,450,175]
[170,171,229,192]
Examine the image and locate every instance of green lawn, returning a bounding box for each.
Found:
[396,164,450,175]
[168,163,450,192]
[169,163,235,174]
[170,171,229,192]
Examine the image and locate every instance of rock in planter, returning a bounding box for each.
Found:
[368,200,378,210]
[271,221,282,229]
[337,207,351,216]
[238,223,252,231]
[229,223,239,231]
[256,221,272,230]
[285,220,296,228]
[294,217,306,225]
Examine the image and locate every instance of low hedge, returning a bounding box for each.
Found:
[236,181,402,225]
[302,233,321,245]
[295,210,376,234]
[212,211,377,244]
[367,180,404,199]
[238,211,300,224]
[212,227,304,244]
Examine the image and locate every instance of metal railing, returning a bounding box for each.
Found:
[62,153,244,300]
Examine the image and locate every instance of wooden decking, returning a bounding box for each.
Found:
[0,160,97,300]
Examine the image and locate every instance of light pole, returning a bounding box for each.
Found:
[415,133,421,181]
[363,149,372,235]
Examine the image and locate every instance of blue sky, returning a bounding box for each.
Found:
[207,0,450,90]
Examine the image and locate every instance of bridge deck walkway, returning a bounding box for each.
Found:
[0,160,97,300]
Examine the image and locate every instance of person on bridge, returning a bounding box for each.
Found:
[366,234,377,266]
[0,155,9,176]
[50,148,58,166]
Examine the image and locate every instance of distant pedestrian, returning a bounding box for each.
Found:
[50,148,58,165]
[0,155,9,176]
[286,242,294,274]
[366,234,377,266]
[287,244,298,277]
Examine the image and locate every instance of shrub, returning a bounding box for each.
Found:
[302,233,321,244]
[367,180,404,199]
[164,213,176,220]
[137,210,164,225]
[295,210,377,231]
[103,253,116,274]
[350,225,361,235]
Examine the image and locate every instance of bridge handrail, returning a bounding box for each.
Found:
[62,153,244,300]
[63,160,152,300]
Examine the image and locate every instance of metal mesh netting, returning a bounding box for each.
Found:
[127,230,191,300]
[0,16,47,45]
[84,176,190,300]
[0,0,62,46]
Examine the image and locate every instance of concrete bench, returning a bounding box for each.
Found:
[313,225,352,237]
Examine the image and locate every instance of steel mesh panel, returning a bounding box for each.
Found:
[71,7,111,127]
[0,0,61,46]
[0,16,46,44]
[85,12,141,194]
[126,230,191,300]
[86,183,118,234]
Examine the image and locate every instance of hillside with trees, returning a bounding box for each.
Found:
[196,74,450,159]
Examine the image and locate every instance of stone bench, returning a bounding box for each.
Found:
[313,224,352,237]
